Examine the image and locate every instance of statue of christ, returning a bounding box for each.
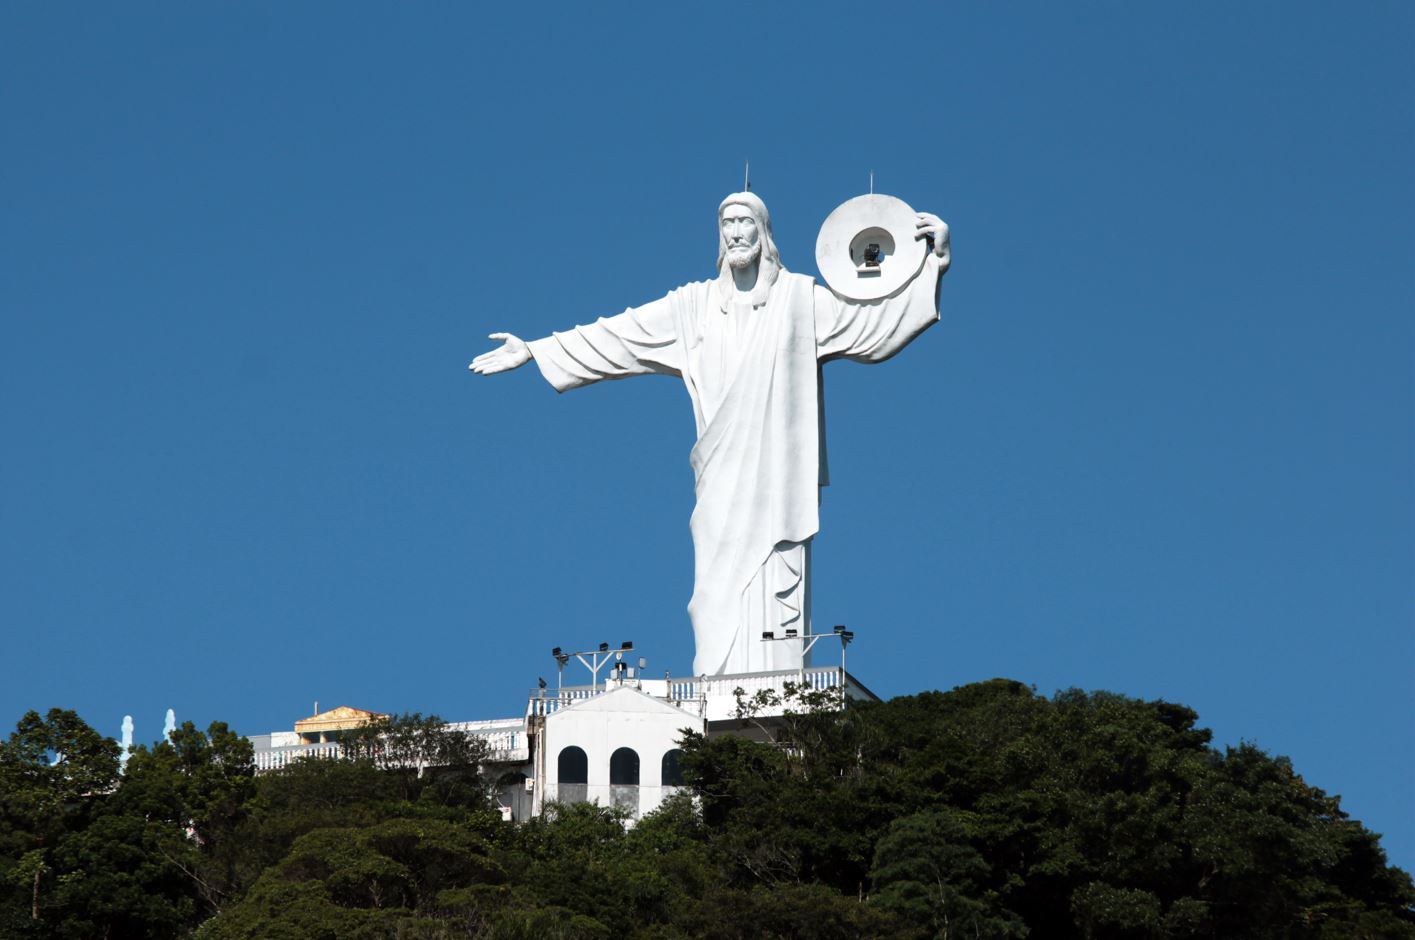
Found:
[471,192,950,676]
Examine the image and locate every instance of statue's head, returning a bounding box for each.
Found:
[716,192,780,274]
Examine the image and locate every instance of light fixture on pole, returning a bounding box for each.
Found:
[551,647,571,693]
[551,643,636,689]
[833,624,855,675]
[759,624,857,675]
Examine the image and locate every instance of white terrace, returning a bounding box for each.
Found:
[526,666,878,724]
[248,667,881,821]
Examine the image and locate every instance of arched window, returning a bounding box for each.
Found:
[661,748,685,787]
[609,747,640,786]
[558,746,588,785]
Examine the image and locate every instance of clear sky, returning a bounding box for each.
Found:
[2,3,1411,870]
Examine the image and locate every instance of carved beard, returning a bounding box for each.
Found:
[726,240,762,270]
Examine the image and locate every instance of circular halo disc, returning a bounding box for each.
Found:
[815,193,926,301]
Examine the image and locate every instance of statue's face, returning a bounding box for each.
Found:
[721,204,761,269]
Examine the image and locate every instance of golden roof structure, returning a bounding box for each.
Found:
[294,705,387,737]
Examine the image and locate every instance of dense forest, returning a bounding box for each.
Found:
[1,679,1411,938]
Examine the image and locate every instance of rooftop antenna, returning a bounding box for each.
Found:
[869,170,874,195]
[745,159,751,191]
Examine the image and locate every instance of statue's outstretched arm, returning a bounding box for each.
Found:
[469,332,531,375]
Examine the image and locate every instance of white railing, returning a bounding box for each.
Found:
[668,678,699,702]
[523,667,855,723]
[525,686,604,717]
[527,682,708,718]
[444,721,529,761]
[698,668,845,721]
[251,721,530,773]
[253,741,344,772]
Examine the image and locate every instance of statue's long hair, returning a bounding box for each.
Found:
[716,191,781,273]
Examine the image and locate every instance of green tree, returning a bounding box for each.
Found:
[45,813,197,939]
[677,680,1415,938]
[342,712,490,806]
[0,708,120,930]
[5,681,1409,939]
[115,721,257,919]
[871,808,1025,939]
[197,817,504,938]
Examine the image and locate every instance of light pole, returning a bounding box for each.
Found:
[550,641,634,691]
[759,624,855,680]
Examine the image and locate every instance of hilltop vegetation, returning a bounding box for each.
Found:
[1,680,1410,938]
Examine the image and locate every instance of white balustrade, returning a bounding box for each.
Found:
[252,668,864,775]
[252,721,529,773]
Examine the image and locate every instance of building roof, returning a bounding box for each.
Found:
[294,705,387,734]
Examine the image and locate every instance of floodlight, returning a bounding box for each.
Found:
[598,642,609,652]
[785,628,798,638]
[833,624,846,634]
[621,641,634,650]
[762,631,775,640]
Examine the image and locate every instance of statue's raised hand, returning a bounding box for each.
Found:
[469,332,531,375]
[915,212,951,271]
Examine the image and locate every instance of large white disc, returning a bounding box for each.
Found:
[814,193,927,301]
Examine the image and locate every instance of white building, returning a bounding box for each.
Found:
[249,660,878,823]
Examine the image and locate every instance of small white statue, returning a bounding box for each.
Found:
[472,192,949,676]
[120,715,134,770]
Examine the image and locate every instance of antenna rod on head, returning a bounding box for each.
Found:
[745,159,750,191]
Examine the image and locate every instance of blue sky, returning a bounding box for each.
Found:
[2,4,1411,869]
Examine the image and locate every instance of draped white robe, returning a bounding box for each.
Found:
[527,254,944,676]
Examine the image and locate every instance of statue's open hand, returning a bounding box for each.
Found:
[469,332,531,375]
[915,213,951,269]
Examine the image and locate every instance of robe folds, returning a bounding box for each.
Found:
[527,254,943,676]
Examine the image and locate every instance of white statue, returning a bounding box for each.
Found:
[120,715,134,771]
[471,192,949,676]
